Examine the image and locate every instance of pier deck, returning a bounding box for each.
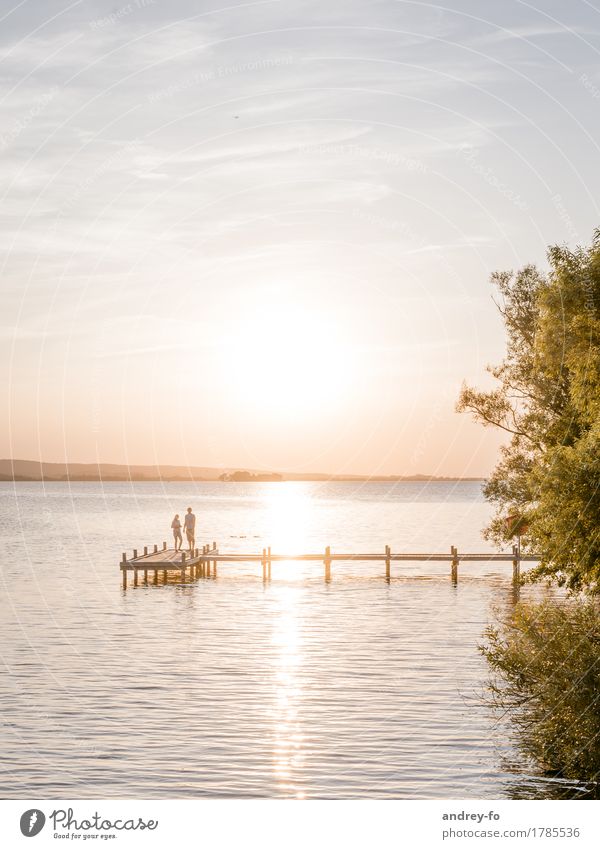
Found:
[120,542,219,588]
[120,542,539,588]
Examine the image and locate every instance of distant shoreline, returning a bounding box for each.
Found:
[0,475,485,484]
[1,477,484,483]
[0,459,484,483]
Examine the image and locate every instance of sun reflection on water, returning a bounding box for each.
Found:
[269,586,307,797]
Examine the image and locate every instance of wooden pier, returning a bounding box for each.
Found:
[120,542,539,588]
[120,541,219,589]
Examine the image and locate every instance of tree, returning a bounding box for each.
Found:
[457,231,600,592]
[481,599,600,784]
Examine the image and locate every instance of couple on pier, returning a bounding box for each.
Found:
[171,507,196,553]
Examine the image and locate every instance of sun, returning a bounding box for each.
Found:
[220,301,354,421]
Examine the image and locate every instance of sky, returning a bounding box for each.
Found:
[1,0,600,477]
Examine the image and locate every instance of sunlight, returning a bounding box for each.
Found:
[220,302,354,421]
[270,586,306,795]
[263,482,314,556]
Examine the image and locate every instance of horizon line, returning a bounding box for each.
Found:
[0,457,486,482]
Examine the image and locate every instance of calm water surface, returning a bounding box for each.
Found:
[0,481,580,799]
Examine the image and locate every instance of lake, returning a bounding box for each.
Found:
[0,481,580,799]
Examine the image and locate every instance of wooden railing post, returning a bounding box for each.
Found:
[181,551,186,582]
[163,541,167,551]
[385,544,391,579]
[512,544,520,584]
[121,553,127,590]
[451,545,459,584]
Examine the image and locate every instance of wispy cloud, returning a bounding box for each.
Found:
[476,23,597,44]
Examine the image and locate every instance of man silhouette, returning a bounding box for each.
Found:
[184,507,196,552]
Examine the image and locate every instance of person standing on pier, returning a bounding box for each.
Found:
[171,514,183,552]
[184,507,196,553]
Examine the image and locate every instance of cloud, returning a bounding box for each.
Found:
[476,23,596,44]
[95,342,191,358]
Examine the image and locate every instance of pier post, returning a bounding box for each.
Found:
[154,544,158,554]
[154,570,158,584]
[512,544,520,584]
[134,567,138,587]
[205,545,210,577]
[133,549,138,560]
[144,546,148,556]
[262,548,267,582]
[163,569,167,582]
[163,541,167,551]
[144,569,148,583]
[181,551,186,583]
[121,553,127,590]
[325,546,331,582]
[267,546,272,580]
[451,546,458,584]
[385,545,391,579]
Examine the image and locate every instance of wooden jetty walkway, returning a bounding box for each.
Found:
[120,542,219,588]
[120,542,539,588]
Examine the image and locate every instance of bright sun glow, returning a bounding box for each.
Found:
[264,482,314,554]
[221,302,354,421]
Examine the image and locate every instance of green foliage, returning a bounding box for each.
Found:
[458,230,600,592]
[482,600,600,783]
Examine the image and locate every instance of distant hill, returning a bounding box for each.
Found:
[0,459,227,482]
[0,459,483,483]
